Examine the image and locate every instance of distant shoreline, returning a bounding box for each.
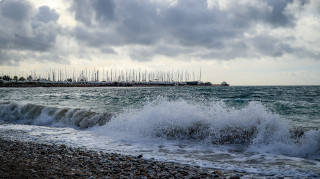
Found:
[0,81,229,88]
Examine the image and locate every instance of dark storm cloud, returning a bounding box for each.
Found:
[100,47,116,54]
[199,41,250,60]
[70,0,240,48]
[0,0,61,65]
[263,0,295,27]
[0,0,32,21]
[0,50,21,65]
[69,0,92,26]
[0,0,317,65]
[69,0,314,61]
[35,6,59,23]
[92,0,115,23]
[71,0,162,47]
[70,0,115,26]
[251,35,288,57]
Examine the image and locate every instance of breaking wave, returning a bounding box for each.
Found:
[0,102,111,128]
[0,99,319,158]
[94,99,320,158]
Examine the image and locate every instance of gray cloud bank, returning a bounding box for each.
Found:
[0,0,61,65]
[69,0,320,61]
[0,0,319,65]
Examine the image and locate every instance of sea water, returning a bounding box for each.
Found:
[0,86,319,177]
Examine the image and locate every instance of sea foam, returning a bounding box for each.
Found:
[0,99,319,158]
[93,98,320,158]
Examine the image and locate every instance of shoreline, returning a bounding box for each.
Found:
[0,81,229,88]
[0,137,264,178]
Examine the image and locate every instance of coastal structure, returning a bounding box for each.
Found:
[0,68,229,87]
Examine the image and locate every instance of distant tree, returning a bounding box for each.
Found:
[2,75,11,81]
[67,78,72,82]
[0,76,2,80]
[18,77,26,81]
[27,75,33,81]
[13,76,18,82]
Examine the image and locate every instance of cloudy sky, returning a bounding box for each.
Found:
[0,0,319,85]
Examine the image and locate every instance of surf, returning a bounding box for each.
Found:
[0,102,111,128]
[0,99,319,158]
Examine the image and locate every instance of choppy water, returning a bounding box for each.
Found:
[0,86,319,177]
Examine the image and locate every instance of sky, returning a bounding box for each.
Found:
[0,0,320,85]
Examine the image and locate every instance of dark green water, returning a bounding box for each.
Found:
[0,86,319,127]
[0,86,319,177]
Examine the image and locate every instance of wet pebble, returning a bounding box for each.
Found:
[0,137,259,178]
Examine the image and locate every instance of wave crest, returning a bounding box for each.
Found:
[95,99,319,157]
[0,102,111,128]
[1,99,319,157]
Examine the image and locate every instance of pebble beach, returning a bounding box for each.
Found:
[0,137,261,179]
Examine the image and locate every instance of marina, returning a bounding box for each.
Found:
[0,69,229,87]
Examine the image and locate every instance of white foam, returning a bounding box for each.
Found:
[1,99,319,158]
[93,98,319,158]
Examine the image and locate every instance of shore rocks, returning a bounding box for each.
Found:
[0,137,260,178]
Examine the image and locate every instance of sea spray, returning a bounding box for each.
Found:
[1,99,319,158]
[94,98,319,158]
[94,99,275,143]
[248,128,320,158]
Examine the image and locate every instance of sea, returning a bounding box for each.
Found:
[0,86,319,177]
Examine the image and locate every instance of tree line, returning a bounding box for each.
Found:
[0,75,30,82]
